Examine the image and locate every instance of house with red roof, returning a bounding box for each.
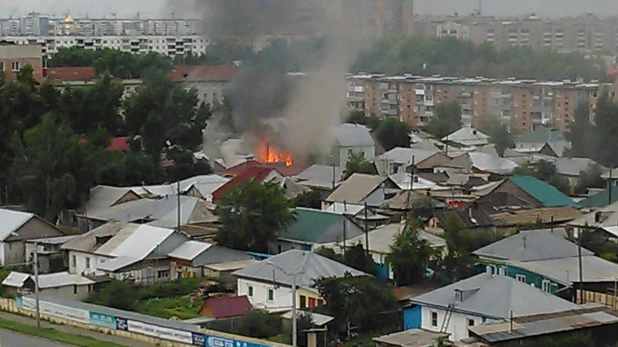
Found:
[198,295,252,319]
[222,160,307,178]
[108,137,130,151]
[168,64,239,105]
[212,167,282,202]
[44,67,97,86]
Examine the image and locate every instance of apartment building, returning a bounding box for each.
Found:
[1,35,208,58]
[347,74,618,132]
[0,43,44,82]
[343,0,414,38]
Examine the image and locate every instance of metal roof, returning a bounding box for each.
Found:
[473,229,593,262]
[0,209,34,242]
[376,148,439,166]
[511,255,618,285]
[281,310,334,326]
[2,272,29,287]
[334,124,374,147]
[26,235,78,245]
[346,223,446,255]
[442,127,489,147]
[97,256,140,272]
[3,271,93,289]
[168,240,213,261]
[278,208,365,244]
[294,164,343,190]
[373,329,448,347]
[232,249,367,287]
[554,157,606,177]
[325,174,390,204]
[443,153,517,175]
[105,224,176,258]
[410,273,579,319]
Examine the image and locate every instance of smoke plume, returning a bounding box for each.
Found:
[170,0,364,161]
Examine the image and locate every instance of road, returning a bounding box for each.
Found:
[0,328,72,347]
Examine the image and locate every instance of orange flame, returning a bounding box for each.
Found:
[256,136,293,166]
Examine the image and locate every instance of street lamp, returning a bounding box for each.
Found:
[267,260,307,347]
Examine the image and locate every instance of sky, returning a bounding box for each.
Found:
[1,0,618,19]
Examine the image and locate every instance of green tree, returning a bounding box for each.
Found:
[314,275,399,335]
[344,152,378,179]
[592,89,618,167]
[548,174,571,195]
[293,190,322,209]
[345,110,367,125]
[233,310,281,339]
[387,219,439,286]
[476,114,514,155]
[86,280,136,311]
[374,117,412,151]
[343,244,377,275]
[165,148,212,182]
[567,101,593,158]
[574,164,605,195]
[426,101,462,139]
[215,181,296,252]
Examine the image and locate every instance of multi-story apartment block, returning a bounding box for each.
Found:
[0,43,44,82]
[347,73,618,133]
[343,0,414,38]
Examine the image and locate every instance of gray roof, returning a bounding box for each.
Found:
[78,185,142,214]
[335,124,374,147]
[443,153,517,175]
[232,249,367,287]
[373,329,448,347]
[512,255,618,285]
[568,201,618,228]
[3,271,93,289]
[178,175,230,199]
[168,240,213,261]
[294,164,343,190]
[26,235,78,245]
[347,223,446,255]
[554,157,606,177]
[325,174,390,204]
[473,230,593,262]
[376,148,439,166]
[442,127,489,147]
[62,221,132,253]
[410,273,578,319]
[0,209,34,242]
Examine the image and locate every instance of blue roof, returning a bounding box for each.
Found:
[509,176,579,208]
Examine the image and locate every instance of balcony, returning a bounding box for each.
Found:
[423,100,434,107]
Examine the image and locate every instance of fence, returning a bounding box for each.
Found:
[0,295,288,347]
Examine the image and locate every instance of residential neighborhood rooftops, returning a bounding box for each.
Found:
[554,157,605,177]
[294,164,343,190]
[279,208,365,245]
[410,273,579,319]
[512,254,618,285]
[325,174,392,204]
[232,249,367,288]
[3,271,94,289]
[168,240,213,261]
[509,175,579,208]
[473,230,593,262]
[334,124,374,147]
[346,223,446,255]
[515,127,566,143]
[376,148,439,166]
[444,152,517,175]
[442,127,489,147]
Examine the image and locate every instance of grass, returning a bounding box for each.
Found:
[0,316,129,347]
[135,295,201,320]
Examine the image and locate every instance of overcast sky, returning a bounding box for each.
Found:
[1,0,618,19]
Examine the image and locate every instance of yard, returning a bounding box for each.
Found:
[136,295,201,320]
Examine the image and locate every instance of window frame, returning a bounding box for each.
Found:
[515,274,526,283]
[431,311,438,327]
[248,285,254,297]
[267,288,274,302]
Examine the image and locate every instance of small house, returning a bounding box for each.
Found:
[2,271,94,301]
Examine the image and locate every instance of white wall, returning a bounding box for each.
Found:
[40,284,92,301]
[338,145,375,168]
[237,278,294,312]
[68,251,111,276]
[420,306,499,341]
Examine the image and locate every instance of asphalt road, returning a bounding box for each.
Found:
[0,328,72,347]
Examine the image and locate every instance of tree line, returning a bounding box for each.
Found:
[0,64,212,221]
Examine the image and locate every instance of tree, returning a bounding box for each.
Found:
[314,275,399,335]
[567,101,593,158]
[216,181,296,252]
[86,280,136,311]
[476,114,514,155]
[575,164,605,195]
[387,219,439,286]
[374,117,412,151]
[426,101,462,139]
[165,148,212,182]
[342,244,377,275]
[345,110,367,125]
[548,174,571,195]
[344,152,378,179]
[293,190,322,209]
[233,310,281,339]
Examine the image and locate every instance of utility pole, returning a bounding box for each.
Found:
[292,275,298,347]
[578,235,584,304]
[33,242,40,328]
[609,168,613,206]
[364,201,369,256]
[177,180,181,232]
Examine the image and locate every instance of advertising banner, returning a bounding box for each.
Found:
[127,319,193,345]
[89,311,117,329]
[204,333,271,347]
[192,332,205,346]
[116,317,129,331]
[20,297,89,324]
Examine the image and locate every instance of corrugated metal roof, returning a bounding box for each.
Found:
[554,157,606,177]
[27,235,78,245]
[278,208,364,244]
[442,127,489,147]
[106,225,176,258]
[346,223,446,254]
[2,272,29,287]
[376,148,439,166]
[98,256,140,272]
[511,255,618,285]
[2,271,93,288]
[325,174,389,204]
[168,241,213,261]
[335,124,374,147]
[294,164,343,190]
[444,153,517,175]
[509,175,580,208]
[0,209,34,242]
[232,249,367,287]
[62,221,134,253]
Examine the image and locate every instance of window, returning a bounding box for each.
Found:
[347,149,354,157]
[300,295,307,308]
[11,61,20,72]
[0,62,4,71]
[248,285,254,297]
[542,280,551,293]
[308,297,317,307]
[431,312,438,327]
[71,255,76,268]
[516,274,526,283]
[498,267,506,276]
[73,285,78,294]
[267,289,274,302]
[157,270,170,279]
[317,299,324,306]
[85,257,91,269]
[468,319,475,327]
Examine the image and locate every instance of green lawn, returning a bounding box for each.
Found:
[135,295,201,320]
[0,316,129,347]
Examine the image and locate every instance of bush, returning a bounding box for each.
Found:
[136,277,202,300]
[86,280,135,311]
[233,310,281,339]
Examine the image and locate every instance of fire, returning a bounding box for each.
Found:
[256,136,293,166]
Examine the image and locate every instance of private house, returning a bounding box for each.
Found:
[178,175,230,202]
[343,223,446,279]
[323,174,399,209]
[439,152,517,177]
[62,222,189,284]
[441,127,489,147]
[324,202,390,229]
[504,143,558,158]
[473,230,618,306]
[2,271,94,301]
[554,157,607,188]
[403,273,579,341]
[578,184,618,208]
[271,208,366,254]
[294,164,344,197]
[0,209,66,266]
[514,127,570,157]
[221,160,308,178]
[567,201,618,239]
[233,250,367,312]
[197,296,253,320]
[25,235,79,273]
[77,185,143,216]
[389,173,442,192]
[76,195,217,232]
[374,148,451,176]
[167,240,256,280]
[212,167,282,203]
[332,124,375,167]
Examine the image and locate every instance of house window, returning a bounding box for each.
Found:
[468,318,475,327]
[11,61,20,72]
[308,297,317,307]
[157,270,170,279]
[542,280,551,293]
[498,267,506,276]
[516,274,526,283]
[431,311,438,327]
[267,288,274,302]
[300,295,307,308]
[85,257,91,269]
[0,62,4,71]
[347,149,354,157]
[317,299,324,306]
[248,285,254,297]
[74,285,78,294]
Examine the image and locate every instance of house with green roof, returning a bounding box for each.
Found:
[515,127,571,157]
[270,208,365,254]
[474,175,579,210]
